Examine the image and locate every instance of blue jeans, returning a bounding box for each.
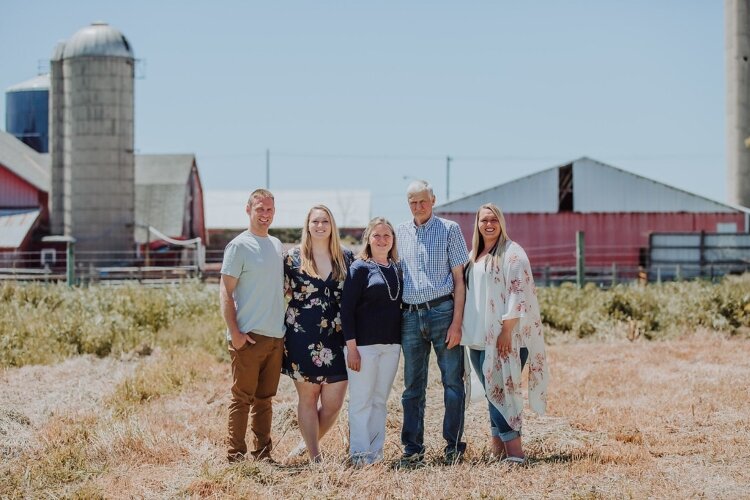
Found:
[401,298,466,455]
[469,347,529,442]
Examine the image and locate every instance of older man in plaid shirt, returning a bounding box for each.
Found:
[396,180,469,467]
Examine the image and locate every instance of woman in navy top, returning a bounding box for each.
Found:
[341,217,402,466]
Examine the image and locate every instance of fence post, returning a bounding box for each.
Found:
[65,241,75,287]
[699,230,706,278]
[576,231,585,289]
[543,265,550,287]
[611,262,617,287]
[42,236,76,286]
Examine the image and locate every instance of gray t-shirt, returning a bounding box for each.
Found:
[220,231,285,340]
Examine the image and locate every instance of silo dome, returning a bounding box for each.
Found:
[62,21,134,59]
[6,73,50,92]
[50,41,66,62]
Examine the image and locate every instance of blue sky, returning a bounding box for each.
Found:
[0,1,724,224]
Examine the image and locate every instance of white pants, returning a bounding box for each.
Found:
[344,343,401,463]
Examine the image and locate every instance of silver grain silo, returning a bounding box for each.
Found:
[49,41,65,235]
[726,0,750,208]
[50,22,135,260]
[5,74,50,153]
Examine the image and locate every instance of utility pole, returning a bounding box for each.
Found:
[727,0,750,207]
[266,149,270,189]
[446,155,452,201]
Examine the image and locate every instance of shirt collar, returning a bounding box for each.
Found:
[411,214,436,230]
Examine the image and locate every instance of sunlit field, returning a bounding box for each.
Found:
[1,278,749,498]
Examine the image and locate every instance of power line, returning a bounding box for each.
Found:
[198,150,721,163]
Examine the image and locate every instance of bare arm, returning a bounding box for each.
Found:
[445,264,466,349]
[220,274,255,349]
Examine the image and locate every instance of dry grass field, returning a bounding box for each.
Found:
[2,331,749,499]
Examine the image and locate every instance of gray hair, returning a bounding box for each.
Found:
[406,180,434,197]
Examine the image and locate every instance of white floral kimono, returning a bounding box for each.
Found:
[482,240,549,431]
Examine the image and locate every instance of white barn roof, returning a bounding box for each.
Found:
[0,209,41,249]
[134,154,198,243]
[0,131,49,191]
[206,190,371,229]
[437,157,748,214]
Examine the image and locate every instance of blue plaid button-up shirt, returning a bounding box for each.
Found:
[396,215,469,305]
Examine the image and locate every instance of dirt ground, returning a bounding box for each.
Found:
[2,334,749,499]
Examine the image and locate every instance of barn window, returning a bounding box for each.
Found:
[716,222,737,233]
[559,164,573,212]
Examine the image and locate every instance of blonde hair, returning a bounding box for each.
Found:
[465,203,510,288]
[357,217,399,262]
[300,204,348,281]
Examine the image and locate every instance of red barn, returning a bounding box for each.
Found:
[435,157,750,278]
[0,131,49,263]
[0,130,207,267]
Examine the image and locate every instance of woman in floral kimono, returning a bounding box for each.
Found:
[461,203,549,464]
[282,204,354,462]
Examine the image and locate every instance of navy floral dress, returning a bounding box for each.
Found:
[282,246,354,384]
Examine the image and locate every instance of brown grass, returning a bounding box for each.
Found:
[2,334,750,498]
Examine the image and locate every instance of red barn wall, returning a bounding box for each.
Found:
[438,212,747,269]
[0,164,49,253]
[0,165,42,208]
[190,169,207,243]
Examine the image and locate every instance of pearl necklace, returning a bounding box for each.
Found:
[372,259,400,302]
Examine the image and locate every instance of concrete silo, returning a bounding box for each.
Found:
[49,21,135,260]
[49,41,65,235]
[726,0,750,208]
[5,74,50,153]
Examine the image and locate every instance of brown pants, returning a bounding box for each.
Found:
[227,333,284,460]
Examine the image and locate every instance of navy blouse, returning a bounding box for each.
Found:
[341,259,402,346]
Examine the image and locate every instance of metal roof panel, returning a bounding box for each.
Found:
[0,209,41,248]
[135,154,195,185]
[205,190,371,229]
[0,131,50,191]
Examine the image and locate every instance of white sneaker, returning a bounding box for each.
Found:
[350,452,369,469]
[286,439,307,459]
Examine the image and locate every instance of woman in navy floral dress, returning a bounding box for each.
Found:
[283,204,353,462]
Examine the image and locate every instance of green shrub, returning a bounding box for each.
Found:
[537,274,750,340]
[0,282,224,367]
[1,275,748,368]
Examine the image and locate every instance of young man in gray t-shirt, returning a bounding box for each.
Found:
[220,188,285,463]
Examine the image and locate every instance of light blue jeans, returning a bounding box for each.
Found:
[400,298,466,455]
[469,347,529,442]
